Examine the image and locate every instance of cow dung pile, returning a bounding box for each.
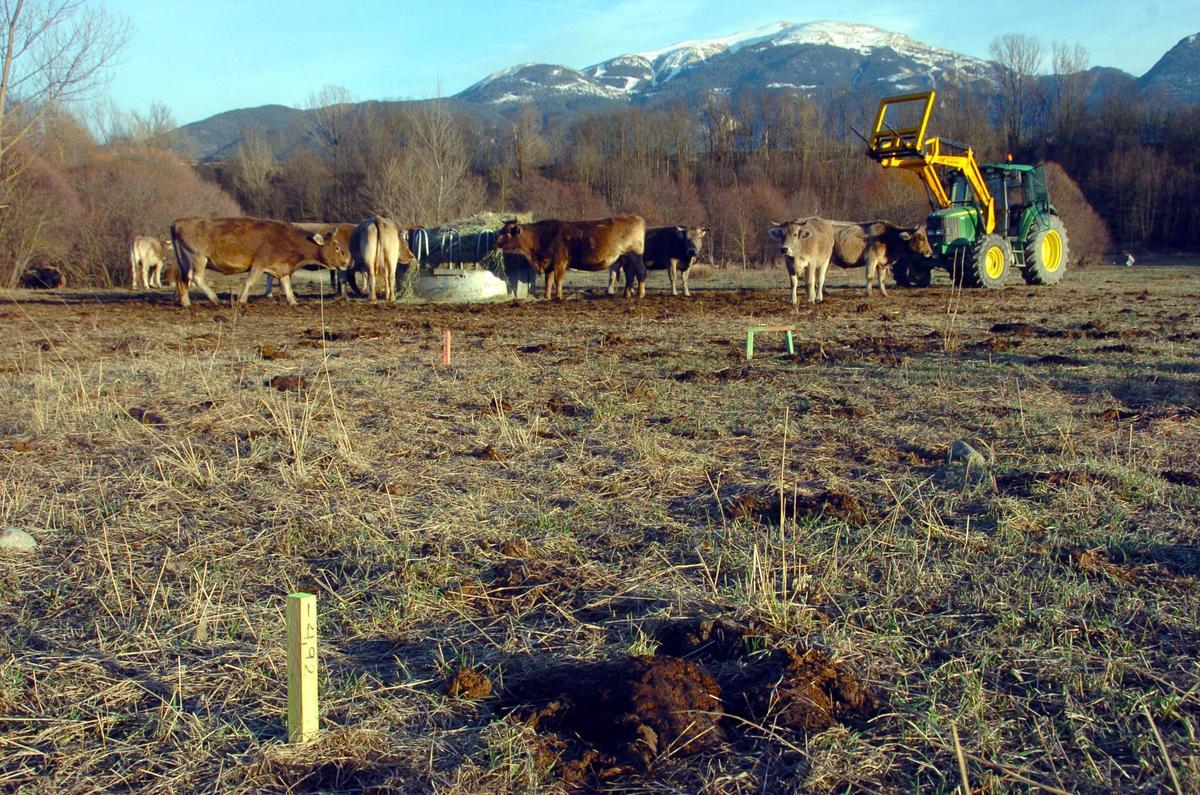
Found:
[494,617,882,786]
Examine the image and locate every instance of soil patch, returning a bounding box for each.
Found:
[725,487,867,525]
[1065,547,1195,590]
[502,656,725,783]
[259,344,289,360]
[990,322,1042,336]
[1163,470,1200,487]
[268,375,309,392]
[446,667,493,699]
[126,407,166,427]
[1036,354,1088,366]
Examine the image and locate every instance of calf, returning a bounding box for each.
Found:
[130,236,173,289]
[607,225,708,296]
[172,217,350,307]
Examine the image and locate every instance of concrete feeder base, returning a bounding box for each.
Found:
[415,264,538,302]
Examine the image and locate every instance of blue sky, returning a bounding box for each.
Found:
[105,0,1195,125]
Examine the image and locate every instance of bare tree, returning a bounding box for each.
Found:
[0,0,127,180]
[231,131,277,215]
[989,33,1045,148]
[364,100,479,225]
[1050,42,1090,144]
[509,106,548,182]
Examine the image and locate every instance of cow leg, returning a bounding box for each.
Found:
[682,261,692,297]
[281,274,299,306]
[808,260,819,304]
[192,260,221,305]
[878,262,889,297]
[786,260,798,306]
[150,262,161,288]
[142,260,152,291]
[668,261,678,295]
[239,267,266,305]
[607,264,619,295]
[817,259,830,302]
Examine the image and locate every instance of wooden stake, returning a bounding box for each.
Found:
[286,592,318,743]
[442,329,452,365]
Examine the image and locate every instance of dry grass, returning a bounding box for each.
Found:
[0,263,1198,793]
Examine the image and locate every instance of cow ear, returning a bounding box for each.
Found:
[768,227,783,240]
[311,233,326,245]
[701,227,710,234]
[899,231,912,240]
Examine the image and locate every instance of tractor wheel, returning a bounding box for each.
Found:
[1022,216,1069,285]
[894,257,932,288]
[955,235,1012,289]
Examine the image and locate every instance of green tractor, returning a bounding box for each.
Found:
[866,91,1069,289]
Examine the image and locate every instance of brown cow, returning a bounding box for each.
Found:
[264,222,356,298]
[494,214,647,300]
[130,235,174,289]
[607,225,708,297]
[768,218,931,304]
[172,217,350,307]
[349,216,416,303]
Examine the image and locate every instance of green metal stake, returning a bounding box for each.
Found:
[786,330,795,355]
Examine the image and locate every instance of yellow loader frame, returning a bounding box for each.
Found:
[867,90,996,234]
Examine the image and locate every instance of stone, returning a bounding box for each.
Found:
[948,439,987,469]
[0,527,37,552]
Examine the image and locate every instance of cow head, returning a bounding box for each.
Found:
[768,221,811,258]
[494,220,526,254]
[900,225,933,257]
[311,231,350,269]
[675,226,708,259]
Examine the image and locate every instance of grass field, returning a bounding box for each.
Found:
[1,262,1198,793]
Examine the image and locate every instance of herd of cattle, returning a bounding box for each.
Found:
[129,213,932,307]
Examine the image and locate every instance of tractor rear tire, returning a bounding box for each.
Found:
[894,257,933,288]
[1022,216,1069,285]
[955,235,1012,289]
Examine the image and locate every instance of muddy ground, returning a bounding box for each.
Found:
[0,263,1197,792]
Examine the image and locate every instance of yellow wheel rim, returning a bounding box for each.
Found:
[1041,230,1063,272]
[985,245,1006,280]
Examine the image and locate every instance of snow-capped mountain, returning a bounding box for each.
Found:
[461,20,999,110]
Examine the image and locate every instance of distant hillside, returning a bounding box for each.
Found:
[169,21,1198,162]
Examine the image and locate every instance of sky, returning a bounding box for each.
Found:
[103,0,1196,126]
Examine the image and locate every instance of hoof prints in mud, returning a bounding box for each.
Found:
[498,618,881,786]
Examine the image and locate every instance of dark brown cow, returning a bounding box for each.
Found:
[768,217,931,304]
[607,225,708,297]
[172,217,350,307]
[494,214,647,300]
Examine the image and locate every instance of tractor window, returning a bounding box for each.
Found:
[950,176,975,205]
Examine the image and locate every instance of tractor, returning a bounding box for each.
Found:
[866,90,1069,289]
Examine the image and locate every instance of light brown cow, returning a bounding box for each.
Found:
[494,214,647,300]
[263,222,356,298]
[130,236,174,289]
[349,216,416,303]
[768,218,932,304]
[171,217,350,307]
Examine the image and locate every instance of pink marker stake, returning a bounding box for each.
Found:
[442,329,451,365]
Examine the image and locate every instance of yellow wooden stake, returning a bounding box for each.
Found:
[286,592,319,743]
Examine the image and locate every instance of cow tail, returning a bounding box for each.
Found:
[171,226,189,298]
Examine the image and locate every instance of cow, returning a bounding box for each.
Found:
[130,236,173,289]
[171,217,350,307]
[263,222,356,299]
[349,216,417,303]
[768,218,932,305]
[494,214,647,300]
[606,225,708,297]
